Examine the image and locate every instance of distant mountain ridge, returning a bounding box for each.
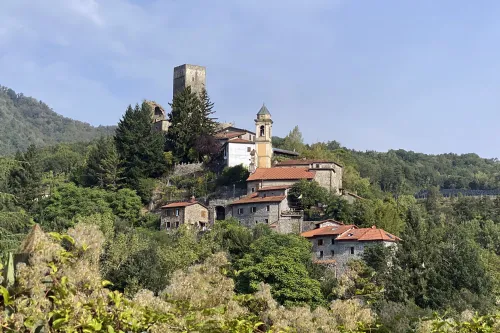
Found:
[0,86,116,155]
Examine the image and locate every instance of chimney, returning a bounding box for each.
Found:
[371,225,376,229]
[189,196,196,203]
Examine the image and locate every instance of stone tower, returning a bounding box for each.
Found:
[255,104,273,169]
[173,64,206,97]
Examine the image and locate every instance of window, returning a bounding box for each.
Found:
[175,209,179,216]
[350,247,355,255]
[201,210,207,218]
[331,250,335,256]
[259,125,265,137]
[250,135,253,141]
[238,208,244,215]
[318,239,324,246]
[319,251,324,259]
[265,219,269,223]
[263,194,266,198]
[315,164,320,168]
[251,187,255,193]
[166,222,171,229]
[247,147,251,152]
[331,238,335,244]
[175,222,180,228]
[251,207,257,213]
[266,205,270,212]
[223,148,227,157]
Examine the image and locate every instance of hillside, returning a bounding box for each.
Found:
[0,86,115,155]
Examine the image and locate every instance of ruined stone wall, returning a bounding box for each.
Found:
[173,162,204,177]
[173,64,206,97]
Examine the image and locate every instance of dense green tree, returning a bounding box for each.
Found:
[7,144,43,212]
[83,136,122,190]
[166,87,218,163]
[235,232,323,306]
[289,179,329,215]
[216,164,249,189]
[281,125,304,153]
[115,102,166,189]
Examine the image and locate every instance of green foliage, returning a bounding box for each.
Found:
[82,136,122,190]
[7,144,43,212]
[166,87,219,163]
[0,86,115,156]
[115,102,166,190]
[235,232,323,307]
[216,164,250,188]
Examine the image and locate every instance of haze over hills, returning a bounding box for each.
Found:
[0,86,115,156]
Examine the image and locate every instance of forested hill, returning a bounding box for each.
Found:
[0,86,115,155]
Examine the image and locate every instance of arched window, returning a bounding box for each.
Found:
[260,125,265,137]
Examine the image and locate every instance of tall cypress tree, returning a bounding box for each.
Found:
[115,102,166,187]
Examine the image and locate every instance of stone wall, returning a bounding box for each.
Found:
[246,180,296,194]
[184,204,209,226]
[173,64,206,97]
[228,201,282,228]
[160,207,185,230]
[173,162,204,177]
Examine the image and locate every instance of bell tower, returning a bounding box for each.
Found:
[254,104,273,169]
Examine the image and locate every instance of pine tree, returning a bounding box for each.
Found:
[7,144,43,211]
[166,87,219,163]
[115,102,166,188]
[83,137,122,190]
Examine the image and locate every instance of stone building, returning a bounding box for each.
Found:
[173,64,206,97]
[274,159,343,194]
[146,100,170,132]
[246,167,316,194]
[160,196,209,230]
[226,185,302,233]
[301,220,400,276]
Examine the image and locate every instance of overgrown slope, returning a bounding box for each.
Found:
[0,86,115,155]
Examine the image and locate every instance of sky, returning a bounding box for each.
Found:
[1,0,500,158]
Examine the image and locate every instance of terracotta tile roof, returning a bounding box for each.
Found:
[161,201,197,208]
[276,159,343,167]
[247,167,315,181]
[214,131,245,139]
[311,219,344,225]
[229,193,286,205]
[228,138,254,144]
[301,225,356,238]
[258,185,291,191]
[336,226,401,242]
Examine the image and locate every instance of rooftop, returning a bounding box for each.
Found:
[276,159,343,168]
[247,167,315,181]
[257,104,271,116]
[230,193,286,205]
[301,225,401,242]
[301,225,356,238]
[161,196,206,209]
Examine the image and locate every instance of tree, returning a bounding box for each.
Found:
[83,137,122,190]
[166,87,218,163]
[289,179,329,215]
[7,144,43,212]
[281,126,304,153]
[235,232,323,306]
[115,102,166,189]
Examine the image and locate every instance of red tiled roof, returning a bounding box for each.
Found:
[247,167,315,181]
[311,219,345,225]
[336,226,401,242]
[229,193,286,205]
[276,159,343,167]
[301,225,356,238]
[161,201,198,208]
[214,131,245,139]
[228,138,254,144]
[258,185,291,191]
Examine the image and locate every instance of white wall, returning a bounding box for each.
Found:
[228,142,255,168]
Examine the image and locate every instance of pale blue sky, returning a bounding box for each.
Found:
[1,1,500,157]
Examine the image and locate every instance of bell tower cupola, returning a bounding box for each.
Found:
[254,103,273,168]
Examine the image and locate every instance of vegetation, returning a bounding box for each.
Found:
[0,86,114,156]
[0,88,499,331]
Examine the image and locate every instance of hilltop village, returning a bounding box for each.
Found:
[152,64,400,275]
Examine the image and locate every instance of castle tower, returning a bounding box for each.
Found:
[255,104,273,169]
[173,64,206,97]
